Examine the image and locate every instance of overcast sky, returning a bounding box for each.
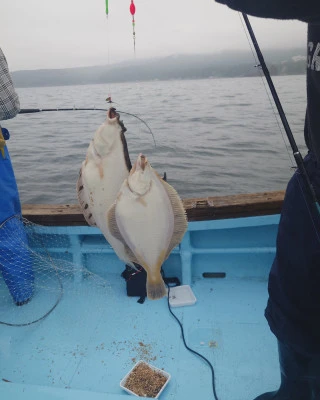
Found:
[2,0,307,71]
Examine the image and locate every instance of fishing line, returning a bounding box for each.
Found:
[105,3,112,103]
[106,12,110,66]
[238,13,320,244]
[240,13,320,216]
[119,110,156,146]
[238,13,295,168]
[19,108,156,147]
[166,284,219,400]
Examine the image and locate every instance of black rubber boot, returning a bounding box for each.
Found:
[253,341,313,400]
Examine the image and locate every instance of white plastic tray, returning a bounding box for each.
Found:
[168,285,197,307]
[120,360,171,398]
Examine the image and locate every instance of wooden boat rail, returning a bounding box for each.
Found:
[22,190,285,226]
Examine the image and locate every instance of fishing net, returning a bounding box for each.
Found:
[0,215,114,326]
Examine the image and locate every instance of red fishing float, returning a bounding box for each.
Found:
[130,0,136,53]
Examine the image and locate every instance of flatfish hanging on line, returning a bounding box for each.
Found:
[108,153,188,300]
[77,107,134,262]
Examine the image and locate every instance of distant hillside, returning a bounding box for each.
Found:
[12,49,307,88]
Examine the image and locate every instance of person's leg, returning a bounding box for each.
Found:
[307,354,320,400]
[253,341,312,400]
[257,154,320,399]
[312,382,320,400]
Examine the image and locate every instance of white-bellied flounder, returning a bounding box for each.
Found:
[77,107,134,263]
[108,153,188,300]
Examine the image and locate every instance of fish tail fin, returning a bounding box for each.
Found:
[146,272,167,300]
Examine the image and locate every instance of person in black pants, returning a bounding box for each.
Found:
[214,2,320,399]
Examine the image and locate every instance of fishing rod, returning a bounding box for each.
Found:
[241,13,320,214]
[19,107,156,147]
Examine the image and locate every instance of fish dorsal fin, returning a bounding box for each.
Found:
[159,177,188,259]
[76,166,97,227]
[120,130,132,172]
[107,202,140,265]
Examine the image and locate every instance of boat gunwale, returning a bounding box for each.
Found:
[21,190,284,226]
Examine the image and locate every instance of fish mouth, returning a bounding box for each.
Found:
[129,153,148,176]
[138,153,147,171]
[108,107,118,119]
[140,154,146,170]
[107,107,127,134]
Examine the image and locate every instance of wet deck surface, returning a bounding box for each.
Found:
[0,272,280,400]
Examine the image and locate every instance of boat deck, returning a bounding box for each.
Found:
[0,215,281,400]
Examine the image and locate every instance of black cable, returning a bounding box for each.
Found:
[166,284,220,400]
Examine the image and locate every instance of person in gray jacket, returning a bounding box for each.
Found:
[0,46,34,306]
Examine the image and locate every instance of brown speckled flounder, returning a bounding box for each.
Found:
[77,107,135,267]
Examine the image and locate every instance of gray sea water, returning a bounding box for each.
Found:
[3,75,307,204]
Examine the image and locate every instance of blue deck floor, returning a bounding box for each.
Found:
[0,215,281,400]
[0,275,280,399]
